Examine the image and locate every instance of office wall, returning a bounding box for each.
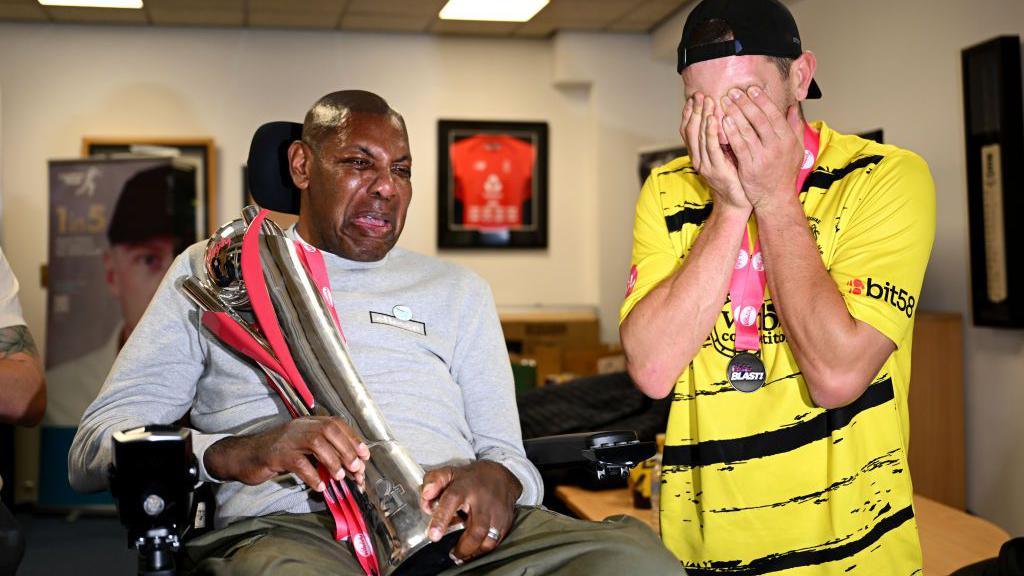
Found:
[0,23,681,347]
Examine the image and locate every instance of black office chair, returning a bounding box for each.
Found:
[107,121,657,576]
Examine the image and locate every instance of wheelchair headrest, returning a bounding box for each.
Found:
[247,121,303,215]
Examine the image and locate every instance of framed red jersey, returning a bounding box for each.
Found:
[438,120,548,249]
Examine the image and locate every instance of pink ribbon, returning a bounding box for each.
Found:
[728,124,821,352]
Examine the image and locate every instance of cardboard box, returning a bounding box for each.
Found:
[562,344,623,377]
[499,307,611,385]
[500,307,599,352]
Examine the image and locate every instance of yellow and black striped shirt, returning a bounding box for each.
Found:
[620,122,935,575]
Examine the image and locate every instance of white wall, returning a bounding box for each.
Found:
[0,24,680,353]
[652,0,1024,534]
[551,32,684,342]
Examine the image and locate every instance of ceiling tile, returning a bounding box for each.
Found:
[249,0,345,10]
[607,0,687,32]
[535,0,642,21]
[147,8,243,26]
[145,0,243,9]
[249,0,346,28]
[512,17,555,37]
[0,3,47,21]
[44,6,148,24]
[250,9,343,29]
[541,16,611,29]
[347,0,445,16]
[340,12,432,33]
[145,0,242,25]
[430,18,519,36]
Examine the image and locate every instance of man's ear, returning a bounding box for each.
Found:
[790,51,818,101]
[288,140,312,192]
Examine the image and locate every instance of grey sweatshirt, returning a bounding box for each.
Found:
[69,233,543,527]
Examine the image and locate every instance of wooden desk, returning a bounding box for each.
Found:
[556,485,1010,575]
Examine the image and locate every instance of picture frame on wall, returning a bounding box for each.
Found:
[437,119,548,249]
[637,144,687,185]
[858,129,885,144]
[961,36,1024,327]
[41,156,202,508]
[83,136,217,236]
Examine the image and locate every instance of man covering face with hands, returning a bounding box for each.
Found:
[620,0,935,574]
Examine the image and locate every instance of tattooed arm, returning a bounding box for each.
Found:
[0,325,45,426]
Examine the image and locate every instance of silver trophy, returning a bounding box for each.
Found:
[182,206,459,575]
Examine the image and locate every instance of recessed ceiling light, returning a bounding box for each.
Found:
[439,0,549,23]
[38,0,143,8]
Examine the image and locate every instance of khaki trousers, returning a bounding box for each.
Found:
[183,506,682,575]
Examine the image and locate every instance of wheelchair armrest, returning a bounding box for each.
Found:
[110,425,211,576]
[523,430,657,481]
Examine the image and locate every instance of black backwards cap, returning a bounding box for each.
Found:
[677,0,822,99]
[107,163,197,253]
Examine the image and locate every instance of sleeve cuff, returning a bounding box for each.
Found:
[843,298,908,349]
[481,451,544,506]
[190,431,232,484]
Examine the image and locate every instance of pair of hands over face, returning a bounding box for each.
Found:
[681,85,807,214]
[206,416,522,565]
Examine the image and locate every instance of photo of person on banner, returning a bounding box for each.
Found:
[46,164,197,427]
[40,160,198,509]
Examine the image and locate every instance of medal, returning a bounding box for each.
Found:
[722,123,820,394]
[727,352,767,393]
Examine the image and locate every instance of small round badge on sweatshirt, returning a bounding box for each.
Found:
[727,352,766,393]
[393,305,413,321]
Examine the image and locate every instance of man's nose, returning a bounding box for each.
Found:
[370,170,397,200]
